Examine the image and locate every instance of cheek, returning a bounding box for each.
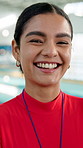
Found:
[67,49,71,62]
[20,48,38,73]
[66,51,71,59]
[20,46,34,62]
[61,49,71,65]
[65,54,71,64]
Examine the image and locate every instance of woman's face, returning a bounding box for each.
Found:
[13,13,72,87]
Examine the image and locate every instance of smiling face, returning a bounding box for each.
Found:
[12,13,72,89]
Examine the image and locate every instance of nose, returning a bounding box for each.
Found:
[41,41,58,58]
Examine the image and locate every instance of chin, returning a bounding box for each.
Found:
[35,79,60,87]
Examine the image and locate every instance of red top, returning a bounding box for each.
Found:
[0,90,83,148]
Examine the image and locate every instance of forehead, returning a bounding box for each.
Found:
[22,13,71,36]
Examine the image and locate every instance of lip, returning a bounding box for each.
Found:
[34,61,62,64]
[38,68,58,73]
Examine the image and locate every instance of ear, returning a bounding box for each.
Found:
[12,39,20,61]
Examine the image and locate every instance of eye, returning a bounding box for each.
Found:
[56,41,71,47]
[29,39,43,43]
[57,41,69,45]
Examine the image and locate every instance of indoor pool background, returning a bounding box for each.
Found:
[0,71,83,104]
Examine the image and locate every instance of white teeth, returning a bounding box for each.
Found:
[45,63,49,68]
[42,63,45,68]
[54,63,57,68]
[49,64,53,69]
[36,63,58,69]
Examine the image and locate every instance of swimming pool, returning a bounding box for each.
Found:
[0,76,83,104]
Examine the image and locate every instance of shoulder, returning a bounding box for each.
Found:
[63,92,83,103]
[0,93,22,118]
[63,92,83,111]
[63,92,82,100]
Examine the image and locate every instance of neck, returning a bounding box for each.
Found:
[25,82,60,103]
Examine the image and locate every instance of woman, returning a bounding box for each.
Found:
[0,2,83,148]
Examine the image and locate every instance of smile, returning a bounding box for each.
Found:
[34,62,62,69]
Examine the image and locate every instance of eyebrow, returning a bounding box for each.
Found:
[25,31,46,37]
[25,31,71,39]
[56,33,71,39]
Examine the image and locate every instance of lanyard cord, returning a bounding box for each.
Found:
[22,89,42,148]
[22,89,64,148]
[60,92,64,148]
